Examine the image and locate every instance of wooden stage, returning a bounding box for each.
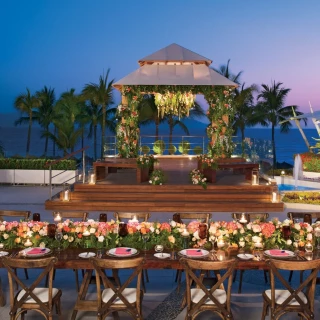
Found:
[45,157,284,213]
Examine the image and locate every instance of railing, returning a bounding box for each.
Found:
[45,146,89,200]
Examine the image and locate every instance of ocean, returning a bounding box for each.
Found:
[0,121,318,165]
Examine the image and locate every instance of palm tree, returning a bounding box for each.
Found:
[34,86,56,156]
[0,141,4,157]
[14,88,41,156]
[232,83,259,156]
[212,59,243,84]
[82,69,114,158]
[255,81,306,168]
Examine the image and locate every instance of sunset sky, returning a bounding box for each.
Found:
[1,0,320,114]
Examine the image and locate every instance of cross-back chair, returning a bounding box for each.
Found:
[2,256,62,320]
[114,212,150,222]
[287,211,320,223]
[174,212,212,293]
[90,257,144,320]
[181,258,237,320]
[262,259,320,320]
[0,210,31,283]
[232,212,270,293]
[50,211,88,292]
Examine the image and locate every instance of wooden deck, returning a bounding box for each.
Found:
[45,157,284,213]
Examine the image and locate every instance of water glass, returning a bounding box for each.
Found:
[118,223,128,237]
[282,225,291,240]
[55,230,63,251]
[305,241,313,253]
[142,233,150,251]
[315,229,320,250]
[155,244,164,257]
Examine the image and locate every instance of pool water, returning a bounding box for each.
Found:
[278,184,319,191]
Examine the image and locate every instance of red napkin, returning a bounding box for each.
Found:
[115,248,131,255]
[186,249,202,256]
[27,248,44,255]
[269,250,289,256]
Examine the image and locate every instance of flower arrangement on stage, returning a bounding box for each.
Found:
[0,218,316,251]
[136,154,157,168]
[189,169,207,189]
[197,154,218,169]
[149,169,165,185]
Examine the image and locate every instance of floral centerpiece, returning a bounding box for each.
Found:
[197,154,218,169]
[189,169,207,189]
[287,219,313,249]
[149,169,165,185]
[136,154,157,168]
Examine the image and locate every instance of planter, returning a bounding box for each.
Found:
[303,171,320,179]
[140,167,150,183]
[0,169,76,185]
[202,168,217,183]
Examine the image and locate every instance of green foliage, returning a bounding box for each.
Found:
[0,158,77,170]
[178,141,190,155]
[149,169,165,185]
[193,146,203,155]
[299,152,320,173]
[266,168,293,176]
[168,144,176,155]
[282,192,320,205]
[153,140,166,155]
[140,145,150,154]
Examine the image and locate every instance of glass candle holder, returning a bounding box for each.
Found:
[303,214,312,225]
[199,223,207,240]
[282,225,291,240]
[47,224,57,238]
[305,241,313,253]
[118,223,128,237]
[33,213,41,222]
[99,213,107,222]
[252,168,259,185]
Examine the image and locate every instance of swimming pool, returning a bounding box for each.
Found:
[278,184,319,191]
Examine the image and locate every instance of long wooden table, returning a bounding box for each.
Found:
[1,248,318,318]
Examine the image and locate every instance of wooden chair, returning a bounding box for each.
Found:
[0,210,31,221]
[2,256,62,320]
[232,212,269,293]
[174,212,212,293]
[50,211,88,292]
[0,210,31,283]
[114,212,150,291]
[90,257,144,320]
[180,258,237,320]
[261,259,320,320]
[114,212,150,222]
[287,211,320,223]
[53,211,88,221]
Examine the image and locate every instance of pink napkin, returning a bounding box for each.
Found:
[115,248,131,255]
[269,250,289,256]
[27,248,45,255]
[186,249,202,256]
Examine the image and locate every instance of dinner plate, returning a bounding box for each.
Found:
[154,253,171,259]
[178,249,209,258]
[21,247,51,258]
[107,247,139,257]
[78,252,96,259]
[0,251,9,257]
[237,253,254,260]
[264,249,295,259]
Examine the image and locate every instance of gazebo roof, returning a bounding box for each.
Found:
[138,43,212,66]
[113,44,238,90]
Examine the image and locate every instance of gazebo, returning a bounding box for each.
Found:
[113,43,238,158]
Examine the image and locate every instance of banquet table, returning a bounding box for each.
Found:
[1,248,320,318]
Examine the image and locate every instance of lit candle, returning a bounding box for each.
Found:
[239,213,247,224]
[54,213,62,222]
[83,230,90,236]
[252,175,257,185]
[281,171,285,176]
[131,215,138,223]
[63,190,69,201]
[78,174,82,181]
[181,228,189,237]
[217,239,225,248]
[24,239,33,247]
[272,192,277,202]
[217,250,225,261]
[89,174,95,184]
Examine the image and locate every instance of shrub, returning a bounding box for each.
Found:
[282,191,320,205]
[168,144,176,155]
[299,152,320,173]
[141,145,150,154]
[193,146,203,155]
[153,140,165,155]
[0,158,77,170]
[178,141,190,155]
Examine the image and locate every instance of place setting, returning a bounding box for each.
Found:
[154,244,170,259]
[107,247,139,257]
[20,247,52,258]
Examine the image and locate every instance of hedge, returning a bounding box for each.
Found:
[0,158,77,170]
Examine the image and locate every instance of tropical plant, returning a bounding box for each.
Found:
[189,169,207,189]
[193,146,203,155]
[34,86,57,156]
[178,141,190,155]
[149,169,165,185]
[136,154,157,168]
[153,140,165,155]
[212,59,243,85]
[255,81,307,168]
[14,88,41,156]
[168,144,176,155]
[140,146,150,154]
[82,69,115,158]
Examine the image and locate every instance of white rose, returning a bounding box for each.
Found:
[39,242,46,248]
[294,223,301,230]
[98,236,104,243]
[306,225,313,232]
[307,233,313,241]
[239,241,245,247]
[156,229,160,234]
[192,237,196,242]
[170,221,177,227]
[252,236,262,243]
[39,230,45,236]
[149,227,155,233]
[282,219,291,226]
[68,236,74,242]
[0,225,5,231]
[136,225,141,230]
[3,233,9,239]
[75,227,81,233]
[286,239,292,245]
[252,225,261,233]
[247,223,252,230]
[233,230,238,235]
[89,228,96,234]
[63,235,68,240]
[240,228,245,234]
[193,230,200,240]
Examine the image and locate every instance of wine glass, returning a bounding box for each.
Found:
[210,236,216,255]
[155,244,164,257]
[142,233,150,251]
[294,233,300,253]
[55,230,63,251]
